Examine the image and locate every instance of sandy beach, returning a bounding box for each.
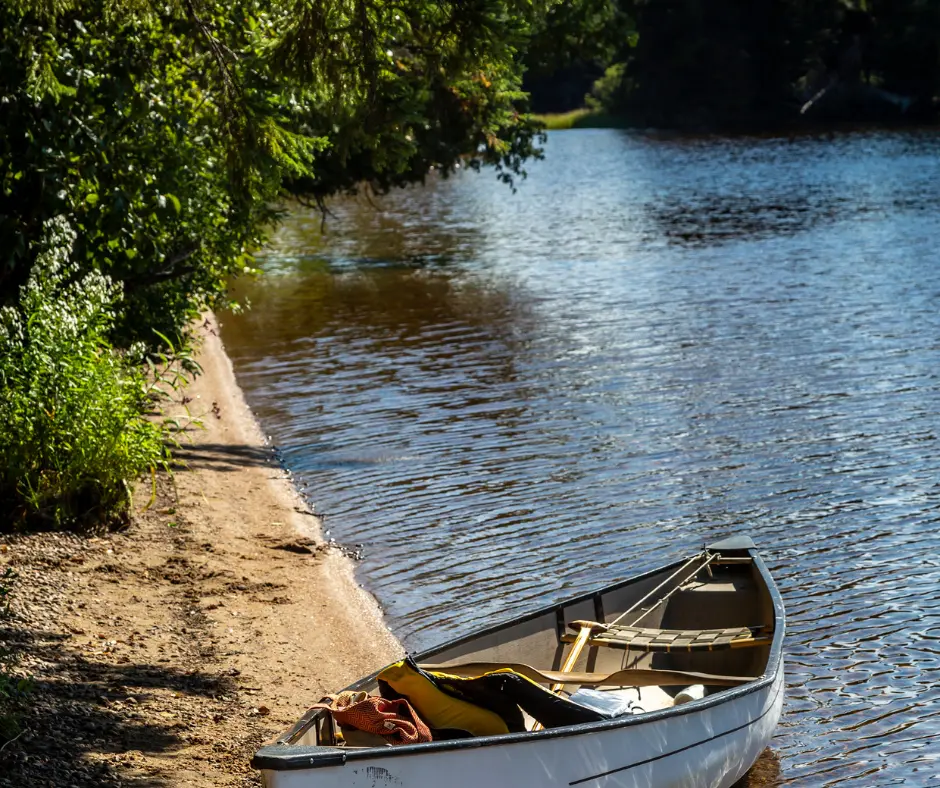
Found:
[0,316,402,787]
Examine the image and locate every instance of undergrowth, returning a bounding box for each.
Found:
[0,218,182,531]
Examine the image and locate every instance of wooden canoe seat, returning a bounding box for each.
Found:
[563,624,772,653]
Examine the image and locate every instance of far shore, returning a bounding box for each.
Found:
[535,108,624,130]
[533,108,940,133]
[0,316,402,787]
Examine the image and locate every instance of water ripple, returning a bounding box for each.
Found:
[224,129,940,786]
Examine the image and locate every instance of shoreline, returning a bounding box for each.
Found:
[0,316,402,787]
[185,314,402,674]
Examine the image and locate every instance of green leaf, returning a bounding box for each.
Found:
[164,193,181,215]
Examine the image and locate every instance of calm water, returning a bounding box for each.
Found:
[223,129,940,785]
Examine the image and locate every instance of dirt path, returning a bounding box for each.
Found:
[0,317,402,787]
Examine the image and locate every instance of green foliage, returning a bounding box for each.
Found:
[596,0,940,128]
[0,218,168,531]
[0,0,291,342]
[526,0,632,77]
[534,108,625,129]
[0,0,550,341]
[0,0,557,534]
[586,62,629,113]
[535,108,596,129]
[523,0,634,113]
[0,672,31,744]
[278,0,549,197]
[613,0,822,128]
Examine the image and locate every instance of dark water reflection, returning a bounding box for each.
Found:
[222,129,940,785]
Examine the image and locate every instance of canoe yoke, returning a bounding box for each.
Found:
[562,622,773,653]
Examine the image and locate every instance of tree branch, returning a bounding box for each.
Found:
[123,245,201,291]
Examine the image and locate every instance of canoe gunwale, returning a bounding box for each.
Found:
[253,541,785,774]
[568,671,785,786]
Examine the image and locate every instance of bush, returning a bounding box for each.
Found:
[586,62,629,113]
[0,218,167,531]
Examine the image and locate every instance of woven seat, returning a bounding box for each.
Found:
[563,624,771,653]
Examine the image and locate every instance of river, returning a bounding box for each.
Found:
[222,128,940,785]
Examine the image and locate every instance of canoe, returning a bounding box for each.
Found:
[253,535,785,787]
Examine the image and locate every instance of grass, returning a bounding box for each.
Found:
[534,108,627,130]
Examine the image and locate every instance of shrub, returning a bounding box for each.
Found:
[0,218,167,531]
[586,62,629,113]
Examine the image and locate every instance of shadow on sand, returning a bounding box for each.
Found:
[0,613,241,786]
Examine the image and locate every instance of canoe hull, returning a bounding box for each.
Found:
[256,537,786,787]
[258,658,784,788]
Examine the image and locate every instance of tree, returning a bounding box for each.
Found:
[522,0,633,113]
[616,0,835,128]
[868,0,940,107]
[593,0,940,128]
[0,0,549,340]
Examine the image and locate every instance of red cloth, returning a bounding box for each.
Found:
[315,691,432,745]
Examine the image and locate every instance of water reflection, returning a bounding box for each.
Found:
[735,748,782,786]
[223,128,940,786]
[263,178,485,266]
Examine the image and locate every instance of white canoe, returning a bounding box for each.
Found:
[253,535,785,787]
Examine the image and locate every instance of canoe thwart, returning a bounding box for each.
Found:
[562,623,773,652]
[257,540,785,787]
[419,661,758,688]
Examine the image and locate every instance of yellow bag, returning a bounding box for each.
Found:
[377,660,510,737]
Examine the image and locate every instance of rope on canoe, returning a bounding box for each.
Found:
[606,550,714,629]
[625,551,721,629]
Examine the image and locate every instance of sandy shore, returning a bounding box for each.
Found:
[0,316,402,787]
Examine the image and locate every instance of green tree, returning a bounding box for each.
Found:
[523,0,634,113]
[593,0,940,128]
[617,0,835,128]
[0,0,549,341]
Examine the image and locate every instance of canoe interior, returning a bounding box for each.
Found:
[284,546,775,748]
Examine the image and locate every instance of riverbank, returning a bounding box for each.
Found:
[0,316,402,787]
[535,108,625,130]
[533,108,940,133]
